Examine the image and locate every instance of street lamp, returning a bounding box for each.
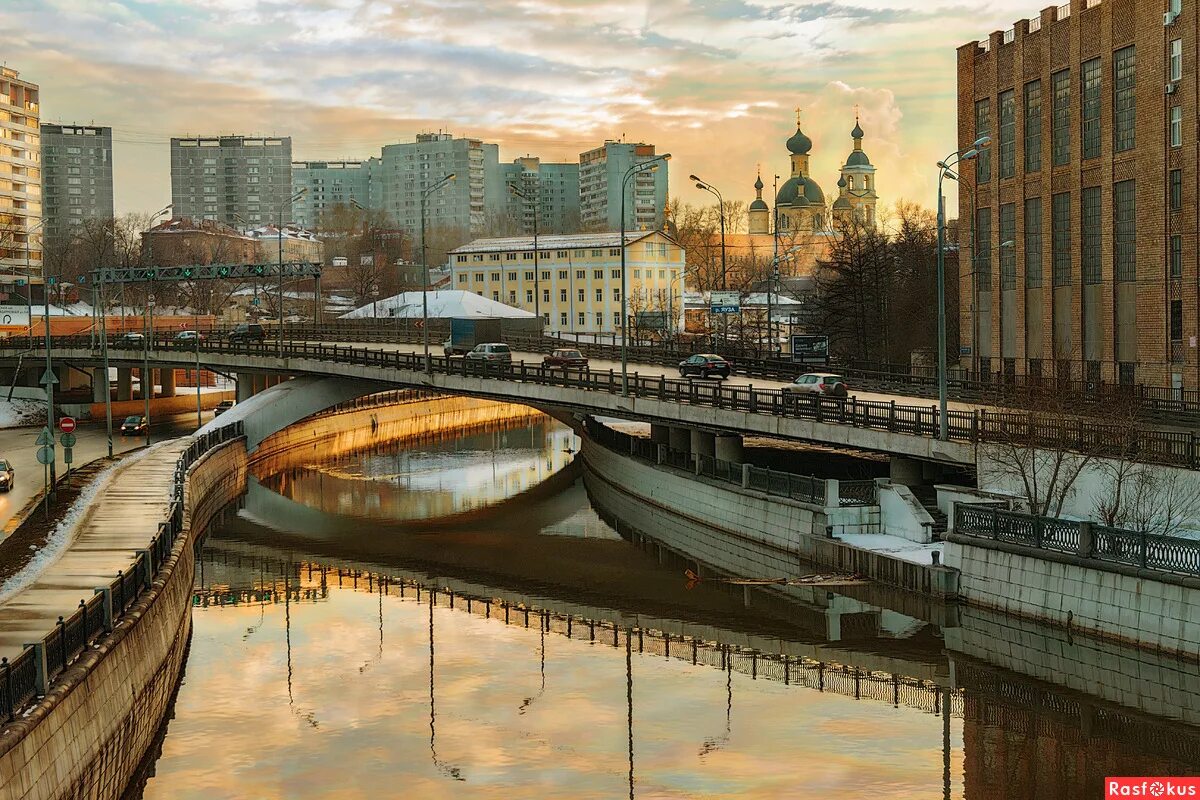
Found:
[619,153,671,395]
[278,189,307,356]
[420,173,457,375]
[507,177,542,323]
[935,135,991,440]
[691,175,727,350]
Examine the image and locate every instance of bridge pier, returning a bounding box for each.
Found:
[158,368,177,397]
[236,375,253,403]
[715,434,744,463]
[889,456,923,486]
[690,429,715,458]
[92,368,107,402]
[116,368,132,402]
[668,426,691,454]
[650,424,671,446]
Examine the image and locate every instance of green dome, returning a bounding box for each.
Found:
[749,198,769,211]
[833,196,852,210]
[851,121,864,139]
[776,175,825,207]
[846,150,872,167]
[786,126,813,155]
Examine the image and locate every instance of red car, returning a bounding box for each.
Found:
[543,348,589,370]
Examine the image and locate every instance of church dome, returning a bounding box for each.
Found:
[846,150,872,167]
[777,175,825,207]
[749,197,769,211]
[851,120,864,139]
[786,126,813,155]
[833,195,852,210]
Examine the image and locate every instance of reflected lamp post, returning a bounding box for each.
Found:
[420,173,457,375]
[278,188,308,357]
[619,153,671,395]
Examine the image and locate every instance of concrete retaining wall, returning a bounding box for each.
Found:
[944,536,1200,660]
[87,391,235,421]
[876,482,934,544]
[0,440,248,800]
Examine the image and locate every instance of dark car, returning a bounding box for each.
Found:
[0,459,14,493]
[228,323,266,345]
[213,399,235,417]
[543,348,588,370]
[120,415,148,436]
[113,332,145,348]
[678,353,732,380]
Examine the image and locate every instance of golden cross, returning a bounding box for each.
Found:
[795,106,801,125]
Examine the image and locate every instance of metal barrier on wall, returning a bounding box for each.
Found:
[953,504,1200,577]
[0,421,245,726]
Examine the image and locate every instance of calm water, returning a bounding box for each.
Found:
[139,420,1200,799]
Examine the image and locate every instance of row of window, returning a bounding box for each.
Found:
[486,288,626,303]
[455,246,670,263]
[457,266,675,281]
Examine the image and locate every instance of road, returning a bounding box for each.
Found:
[0,409,214,535]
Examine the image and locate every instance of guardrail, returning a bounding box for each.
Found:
[0,421,245,726]
[953,504,1200,577]
[12,334,1200,469]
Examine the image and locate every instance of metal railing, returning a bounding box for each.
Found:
[0,421,245,726]
[953,504,1200,577]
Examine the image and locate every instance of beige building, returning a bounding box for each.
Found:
[247,224,324,264]
[449,231,685,335]
[0,68,41,275]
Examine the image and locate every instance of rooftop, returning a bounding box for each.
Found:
[449,230,669,254]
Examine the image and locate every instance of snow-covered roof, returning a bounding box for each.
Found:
[246,224,320,242]
[340,290,536,320]
[683,291,803,307]
[449,230,668,255]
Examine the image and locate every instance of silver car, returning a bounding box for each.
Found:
[783,373,849,398]
[464,343,512,364]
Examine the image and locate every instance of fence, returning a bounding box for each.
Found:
[0,421,245,726]
[953,504,1200,577]
[584,419,877,507]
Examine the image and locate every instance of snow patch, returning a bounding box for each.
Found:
[0,399,46,428]
[835,532,944,566]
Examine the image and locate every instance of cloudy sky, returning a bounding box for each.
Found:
[6,0,1036,218]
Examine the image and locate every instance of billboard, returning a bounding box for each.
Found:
[636,311,668,331]
[791,334,829,364]
[0,304,29,326]
[710,291,740,314]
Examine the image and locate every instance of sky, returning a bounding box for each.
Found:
[5,0,1040,219]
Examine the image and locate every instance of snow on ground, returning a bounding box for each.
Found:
[835,532,944,566]
[0,399,46,428]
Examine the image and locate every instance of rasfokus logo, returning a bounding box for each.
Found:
[1107,778,1200,797]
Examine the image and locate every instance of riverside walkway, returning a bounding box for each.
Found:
[0,440,187,663]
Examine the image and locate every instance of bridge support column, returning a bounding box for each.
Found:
[826,610,842,642]
[116,368,132,402]
[236,374,254,403]
[158,368,177,397]
[251,374,266,395]
[92,368,107,402]
[715,434,743,463]
[668,426,691,454]
[889,456,923,487]
[690,429,715,458]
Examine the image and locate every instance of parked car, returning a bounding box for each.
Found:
[543,348,588,370]
[113,332,145,347]
[213,399,235,417]
[173,330,203,348]
[464,343,512,364]
[0,459,15,493]
[783,373,849,398]
[120,415,148,436]
[228,322,266,345]
[678,353,732,380]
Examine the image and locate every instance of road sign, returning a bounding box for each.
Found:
[35,428,53,446]
[0,304,29,326]
[39,369,59,386]
[180,323,187,329]
[710,291,740,315]
[59,432,77,448]
[58,416,76,434]
[63,447,73,465]
[35,446,53,465]
[251,297,260,307]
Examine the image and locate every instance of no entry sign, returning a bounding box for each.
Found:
[58,416,76,434]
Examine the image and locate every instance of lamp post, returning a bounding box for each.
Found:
[420,173,457,375]
[619,153,671,395]
[278,189,308,357]
[935,136,991,441]
[507,176,542,323]
[691,175,728,351]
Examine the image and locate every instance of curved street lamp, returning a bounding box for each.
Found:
[421,174,456,375]
[507,177,542,323]
[277,188,307,356]
[619,153,670,395]
[691,174,728,350]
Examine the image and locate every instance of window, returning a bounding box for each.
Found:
[578,312,586,326]
[1081,58,1101,159]
[1172,235,1183,278]
[490,272,501,281]
[543,289,550,302]
[1172,170,1183,210]
[975,99,991,183]
[611,269,621,278]
[457,273,467,284]
[595,289,602,302]
[576,270,585,279]
[633,269,640,279]
[591,249,603,257]
[595,312,603,326]
[975,208,992,291]
[1052,192,1071,286]
[1171,300,1184,341]
[524,271,534,280]
[1118,363,1136,386]
[1052,70,1071,166]
[577,289,584,302]
[558,270,567,279]
[613,312,621,326]
[526,290,534,303]
[1024,197,1042,288]
[1171,106,1183,147]
[613,288,620,301]
[1114,179,1136,282]
[522,252,533,260]
[559,289,566,302]
[541,270,550,279]
[1081,187,1101,285]
[1113,46,1136,152]
[1171,39,1183,83]
[474,273,484,283]
[998,90,1016,179]
[489,254,500,261]
[508,291,516,303]
[1000,204,1016,289]
[610,248,621,256]
[1024,80,1043,173]
[593,269,603,279]
[456,255,467,263]
[491,291,499,301]
[560,312,567,326]
[505,253,516,261]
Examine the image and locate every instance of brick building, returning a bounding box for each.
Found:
[958,0,1191,390]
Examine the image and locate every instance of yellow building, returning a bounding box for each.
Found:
[0,67,41,275]
[449,231,685,335]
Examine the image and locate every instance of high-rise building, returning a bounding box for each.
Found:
[40,124,113,249]
[579,141,668,233]
[958,0,1193,390]
[498,157,581,235]
[170,136,292,228]
[371,133,500,237]
[0,67,41,275]
[291,160,371,230]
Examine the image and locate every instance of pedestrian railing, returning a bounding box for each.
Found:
[953,504,1200,577]
[0,421,245,727]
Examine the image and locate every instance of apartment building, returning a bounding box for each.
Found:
[0,68,41,275]
[40,124,113,249]
[291,160,371,230]
[958,0,1193,389]
[498,157,581,234]
[579,141,668,233]
[170,135,292,228]
[448,231,684,335]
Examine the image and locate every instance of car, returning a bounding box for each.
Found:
[173,330,203,348]
[543,348,588,370]
[228,323,266,345]
[120,415,148,436]
[213,399,235,417]
[113,332,145,348]
[783,372,849,398]
[678,353,732,380]
[0,459,14,493]
[464,343,512,364]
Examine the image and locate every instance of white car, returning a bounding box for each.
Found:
[783,373,849,398]
[464,343,512,364]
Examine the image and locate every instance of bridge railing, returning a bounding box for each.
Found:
[0,421,245,727]
[953,504,1200,577]
[17,334,1200,470]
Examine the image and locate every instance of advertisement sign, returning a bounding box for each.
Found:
[790,334,829,365]
[710,291,740,315]
[636,311,668,331]
[0,304,29,326]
